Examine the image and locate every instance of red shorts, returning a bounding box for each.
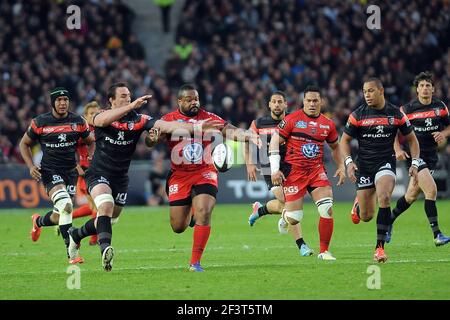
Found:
[77,176,88,195]
[283,165,331,202]
[166,167,219,206]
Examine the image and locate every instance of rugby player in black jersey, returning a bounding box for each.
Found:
[67,82,222,271]
[340,78,420,263]
[390,72,450,246]
[245,91,314,257]
[19,87,94,264]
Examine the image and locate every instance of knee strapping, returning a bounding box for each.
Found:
[316,197,333,218]
[94,194,114,210]
[51,189,73,225]
[285,210,304,224]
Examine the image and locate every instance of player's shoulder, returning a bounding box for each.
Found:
[161,109,179,121]
[400,99,418,114]
[284,109,303,121]
[432,97,447,109]
[68,111,87,124]
[350,103,367,119]
[198,108,224,121]
[255,115,277,128]
[385,101,404,118]
[319,112,335,124]
[32,112,53,126]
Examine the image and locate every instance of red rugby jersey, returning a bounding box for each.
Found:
[278,109,338,169]
[76,125,94,168]
[161,109,227,172]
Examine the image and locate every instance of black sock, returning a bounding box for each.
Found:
[376,207,392,249]
[258,204,270,217]
[424,199,441,238]
[36,211,56,227]
[59,223,72,250]
[97,216,112,254]
[72,218,97,244]
[355,203,360,218]
[295,238,305,249]
[392,196,411,222]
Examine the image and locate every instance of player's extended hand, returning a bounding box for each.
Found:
[29,165,41,181]
[409,165,419,186]
[148,128,160,143]
[346,162,358,183]
[334,165,346,186]
[132,95,152,109]
[271,170,285,186]
[246,164,258,181]
[432,131,446,144]
[395,149,410,161]
[200,119,224,131]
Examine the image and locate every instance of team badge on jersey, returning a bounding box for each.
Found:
[128,121,134,130]
[279,120,286,129]
[388,116,395,125]
[71,123,78,131]
[183,143,203,163]
[302,143,319,158]
[434,108,440,117]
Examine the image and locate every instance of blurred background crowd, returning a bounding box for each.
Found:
[1,0,450,167]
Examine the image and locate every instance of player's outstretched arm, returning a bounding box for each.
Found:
[328,141,346,186]
[222,123,262,147]
[19,132,41,181]
[269,131,286,186]
[152,119,224,135]
[93,95,152,127]
[340,132,358,183]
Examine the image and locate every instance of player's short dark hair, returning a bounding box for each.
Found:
[178,84,197,98]
[413,71,434,87]
[304,85,321,97]
[364,77,383,88]
[107,82,128,101]
[269,91,287,101]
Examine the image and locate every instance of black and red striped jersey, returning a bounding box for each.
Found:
[344,102,412,165]
[250,115,288,168]
[26,111,90,170]
[401,98,449,158]
[91,110,157,175]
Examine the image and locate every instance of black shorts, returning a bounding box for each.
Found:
[85,169,129,206]
[355,158,396,190]
[406,156,437,174]
[41,168,78,196]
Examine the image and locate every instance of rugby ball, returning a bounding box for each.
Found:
[212,143,233,172]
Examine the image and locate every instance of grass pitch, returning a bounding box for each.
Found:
[1,201,450,300]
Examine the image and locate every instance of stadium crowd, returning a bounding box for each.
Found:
[1,0,450,164]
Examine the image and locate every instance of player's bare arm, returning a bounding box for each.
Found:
[19,132,41,181]
[404,130,420,182]
[153,118,224,135]
[328,140,346,186]
[432,124,450,145]
[244,121,258,181]
[221,123,262,147]
[269,131,286,186]
[144,127,161,148]
[93,95,152,127]
[394,133,410,161]
[340,132,358,183]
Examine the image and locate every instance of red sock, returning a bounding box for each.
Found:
[72,204,92,219]
[190,225,211,265]
[319,217,334,253]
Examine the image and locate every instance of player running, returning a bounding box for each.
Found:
[148,84,260,272]
[269,86,346,261]
[245,91,314,256]
[19,87,94,264]
[390,72,450,245]
[340,78,420,263]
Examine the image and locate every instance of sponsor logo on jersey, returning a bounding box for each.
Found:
[414,125,439,132]
[309,121,317,127]
[182,143,203,163]
[425,118,433,126]
[376,125,384,134]
[362,119,375,125]
[58,134,67,142]
[301,143,320,159]
[168,184,178,195]
[319,124,330,129]
[105,132,133,145]
[44,141,77,148]
[295,121,307,129]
